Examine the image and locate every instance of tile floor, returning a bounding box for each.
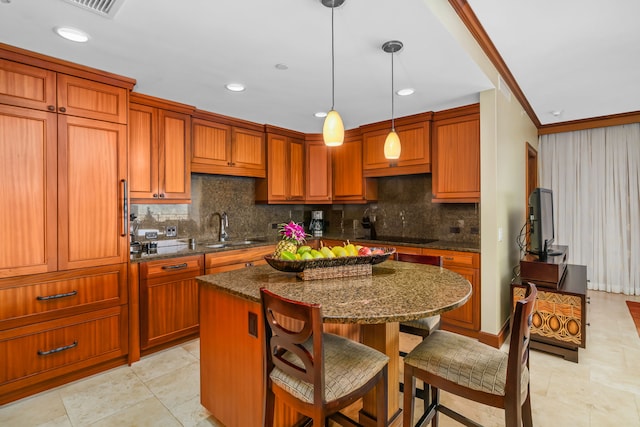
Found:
[1,290,639,426]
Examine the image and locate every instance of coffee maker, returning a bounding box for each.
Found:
[309,210,324,237]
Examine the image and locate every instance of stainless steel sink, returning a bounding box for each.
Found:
[205,239,266,249]
[205,243,227,249]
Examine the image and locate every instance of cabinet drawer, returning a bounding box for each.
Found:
[0,264,127,330]
[205,246,275,270]
[421,249,479,268]
[140,255,204,281]
[0,306,128,387]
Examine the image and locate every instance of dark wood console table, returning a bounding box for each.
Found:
[512,264,588,362]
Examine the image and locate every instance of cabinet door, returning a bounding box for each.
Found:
[332,138,363,201]
[439,265,479,333]
[57,115,128,270]
[191,118,232,168]
[129,103,159,199]
[231,127,266,177]
[288,137,305,201]
[158,109,191,201]
[56,74,127,124]
[362,120,430,177]
[305,139,332,203]
[266,134,288,202]
[0,105,57,278]
[432,115,480,202]
[0,59,56,111]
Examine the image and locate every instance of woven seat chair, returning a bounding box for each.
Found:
[260,287,389,427]
[402,282,537,427]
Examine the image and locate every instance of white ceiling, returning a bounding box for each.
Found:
[1,0,638,133]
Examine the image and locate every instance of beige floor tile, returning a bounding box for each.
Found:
[0,390,69,427]
[89,397,181,427]
[181,339,200,359]
[169,396,222,427]
[132,346,198,383]
[59,366,153,426]
[145,361,201,410]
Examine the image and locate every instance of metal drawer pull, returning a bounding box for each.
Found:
[36,290,78,301]
[38,340,78,356]
[444,257,454,261]
[161,263,188,270]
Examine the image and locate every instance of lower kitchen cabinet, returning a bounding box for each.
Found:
[204,245,275,275]
[0,263,129,405]
[139,255,203,352]
[422,248,480,337]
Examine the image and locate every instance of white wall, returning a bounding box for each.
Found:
[427,0,538,334]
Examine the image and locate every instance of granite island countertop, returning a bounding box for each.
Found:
[196,261,471,324]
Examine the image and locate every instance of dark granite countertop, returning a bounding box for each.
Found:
[129,234,479,264]
[196,261,472,324]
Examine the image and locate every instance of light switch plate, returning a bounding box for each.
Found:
[166,225,177,237]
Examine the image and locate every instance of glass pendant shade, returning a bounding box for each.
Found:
[323,109,344,146]
[384,130,401,159]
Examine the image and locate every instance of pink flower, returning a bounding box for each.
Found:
[278,221,308,243]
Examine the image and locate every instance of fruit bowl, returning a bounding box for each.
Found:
[264,247,396,273]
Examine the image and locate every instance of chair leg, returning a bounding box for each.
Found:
[522,390,533,427]
[432,386,440,427]
[376,365,389,427]
[504,397,522,427]
[403,366,416,427]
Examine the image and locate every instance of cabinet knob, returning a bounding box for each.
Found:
[59,107,66,113]
[230,162,236,166]
[153,194,159,198]
[47,105,56,111]
[159,193,165,198]
[227,161,232,166]
[245,262,253,267]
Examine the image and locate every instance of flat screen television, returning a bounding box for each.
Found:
[528,187,558,259]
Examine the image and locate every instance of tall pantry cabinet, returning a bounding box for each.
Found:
[0,44,135,404]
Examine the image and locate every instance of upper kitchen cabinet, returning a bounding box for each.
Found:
[331,129,378,204]
[255,126,305,204]
[304,134,332,204]
[432,104,480,203]
[129,93,194,203]
[361,112,433,177]
[0,55,128,124]
[0,44,134,278]
[191,109,266,178]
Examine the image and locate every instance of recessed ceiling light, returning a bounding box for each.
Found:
[275,63,288,70]
[314,112,327,118]
[225,83,246,92]
[396,88,414,96]
[54,26,90,43]
[551,110,563,117]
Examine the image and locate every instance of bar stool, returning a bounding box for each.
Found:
[260,287,389,427]
[402,282,537,427]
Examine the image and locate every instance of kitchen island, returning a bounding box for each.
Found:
[197,260,471,426]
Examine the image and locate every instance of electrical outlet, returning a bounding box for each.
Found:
[449,227,461,234]
[166,225,177,237]
[144,231,158,240]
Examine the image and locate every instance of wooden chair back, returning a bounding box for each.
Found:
[395,252,442,267]
[506,282,537,400]
[260,287,326,404]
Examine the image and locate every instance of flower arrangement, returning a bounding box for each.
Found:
[278,221,308,243]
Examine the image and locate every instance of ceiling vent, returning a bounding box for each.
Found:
[62,0,125,18]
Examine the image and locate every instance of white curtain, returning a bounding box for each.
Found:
[539,124,640,295]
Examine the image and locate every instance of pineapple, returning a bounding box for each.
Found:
[273,221,308,259]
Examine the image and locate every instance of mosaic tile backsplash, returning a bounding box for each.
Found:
[131,173,479,245]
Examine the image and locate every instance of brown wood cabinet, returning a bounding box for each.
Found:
[0,264,129,405]
[0,57,128,124]
[422,248,480,337]
[305,134,333,203]
[191,110,266,178]
[256,126,305,204]
[361,112,433,177]
[0,44,134,405]
[331,130,377,203]
[204,245,276,275]
[432,104,480,203]
[129,93,193,203]
[139,255,203,352]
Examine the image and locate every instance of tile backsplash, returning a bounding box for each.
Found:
[131,173,479,245]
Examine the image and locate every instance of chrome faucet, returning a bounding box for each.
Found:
[212,212,229,241]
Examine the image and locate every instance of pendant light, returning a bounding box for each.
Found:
[382,40,403,159]
[321,0,345,147]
